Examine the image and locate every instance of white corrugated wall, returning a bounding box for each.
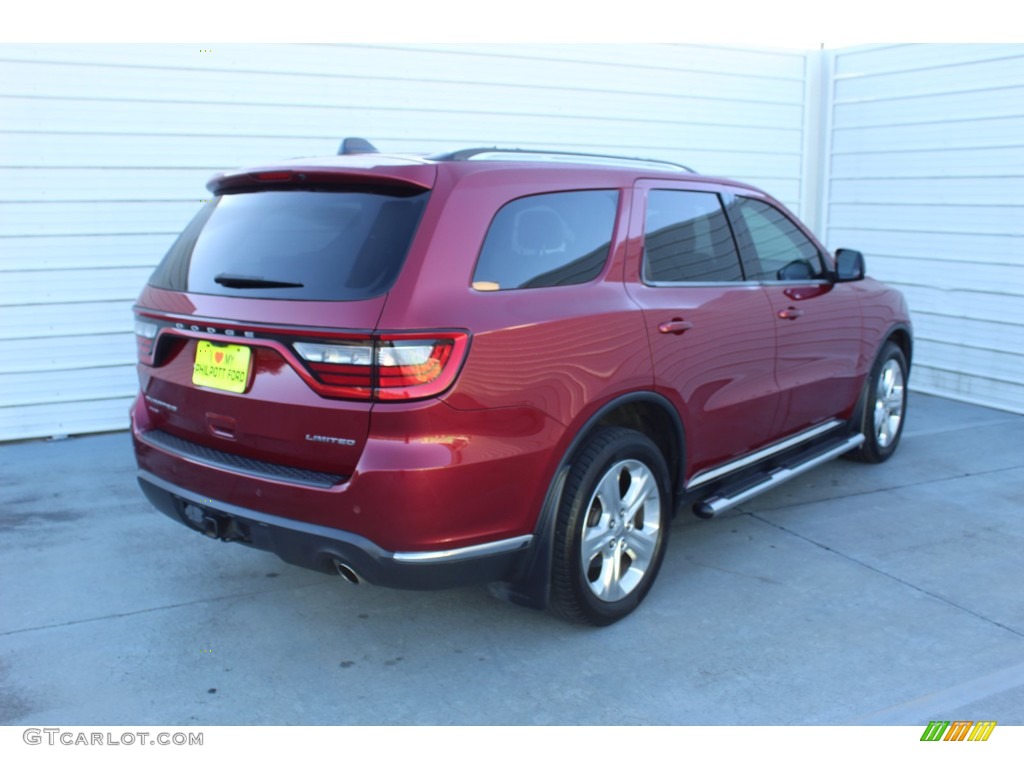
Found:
[12,44,1024,438]
[0,43,813,441]
[822,44,1024,414]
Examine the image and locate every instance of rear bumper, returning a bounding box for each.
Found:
[131,390,559,553]
[137,470,533,590]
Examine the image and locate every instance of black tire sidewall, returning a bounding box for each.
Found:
[551,427,671,626]
[860,342,909,463]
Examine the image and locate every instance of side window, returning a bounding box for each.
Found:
[472,190,618,290]
[643,190,742,283]
[730,197,824,281]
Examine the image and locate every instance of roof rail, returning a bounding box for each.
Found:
[428,147,696,173]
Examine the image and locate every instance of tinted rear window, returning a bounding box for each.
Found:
[149,188,429,300]
[644,190,742,283]
[472,190,618,290]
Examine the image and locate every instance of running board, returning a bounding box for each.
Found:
[687,419,843,489]
[693,434,865,518]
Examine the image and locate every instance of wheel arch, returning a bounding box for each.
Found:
[885,322,913,373]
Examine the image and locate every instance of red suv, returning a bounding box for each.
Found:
[131,141,911,625]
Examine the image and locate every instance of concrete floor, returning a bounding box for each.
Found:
[1,392,1022,725]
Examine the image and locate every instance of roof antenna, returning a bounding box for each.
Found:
[339,137,379,155]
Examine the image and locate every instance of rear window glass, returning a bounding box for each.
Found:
[472,190,618,290]
[643,190,742,283]
[148,188,429,301]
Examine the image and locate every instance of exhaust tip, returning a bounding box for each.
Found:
[202,515,221,538]
[333,559,361,585]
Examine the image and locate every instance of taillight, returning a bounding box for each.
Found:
[375,336,461,401]
[293,333,468,401]
[131,311,468,402]
[134,319,158,363]
[253,171,293,182]
[293,340,375,399]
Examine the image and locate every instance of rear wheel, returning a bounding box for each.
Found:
[853,341,908,463]
[550,427,670,626]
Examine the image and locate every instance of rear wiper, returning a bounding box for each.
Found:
[214,273,304,289]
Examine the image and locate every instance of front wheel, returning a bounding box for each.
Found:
[549,427,671,626]
[853,341,908,463]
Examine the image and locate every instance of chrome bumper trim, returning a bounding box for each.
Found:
[394,534,534,564]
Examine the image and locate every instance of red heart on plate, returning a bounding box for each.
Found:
[214,351,224,364]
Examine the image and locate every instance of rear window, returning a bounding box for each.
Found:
[471,190,618,290]
[149,188,429,301]
[643,190,742,283]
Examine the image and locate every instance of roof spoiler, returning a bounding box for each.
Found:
[339,137,379,155]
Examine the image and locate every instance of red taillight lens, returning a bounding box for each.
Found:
[293,340,374,399]
[253,171,293,182]
[375,338,459,400]
[132,313,468,402]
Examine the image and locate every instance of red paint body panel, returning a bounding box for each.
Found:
[134,392,563,552]
[765,281,865,435]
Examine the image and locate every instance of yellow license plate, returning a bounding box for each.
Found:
[192,341,252,394]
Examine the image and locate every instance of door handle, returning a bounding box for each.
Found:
[658,319,694,335]
[777,307,804,320]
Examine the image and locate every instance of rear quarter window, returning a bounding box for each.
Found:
[471,190,619,291]
[149,188,429,301]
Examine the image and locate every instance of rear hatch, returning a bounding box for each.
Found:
[133,164,435,479]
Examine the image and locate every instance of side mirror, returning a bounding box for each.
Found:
[835,248,865,282]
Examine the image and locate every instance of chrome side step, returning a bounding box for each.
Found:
[687,419,844,490]
[693,434,865,518]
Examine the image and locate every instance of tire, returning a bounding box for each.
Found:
[852,341,908,463]
[549,427,671,626]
